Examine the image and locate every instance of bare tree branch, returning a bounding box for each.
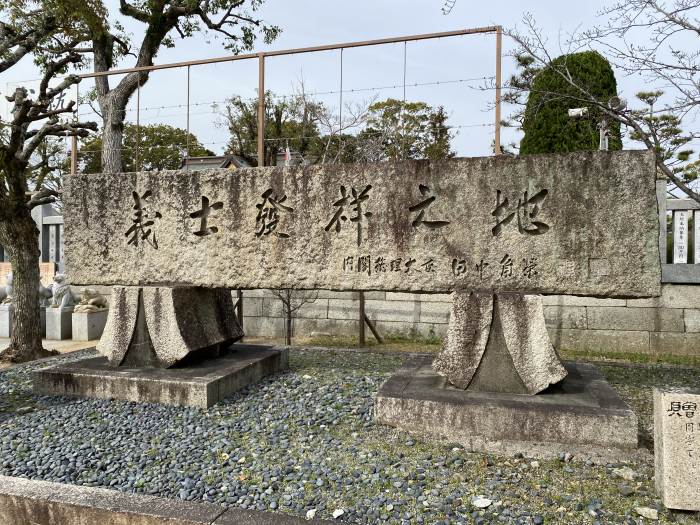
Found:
[505,6,700,204]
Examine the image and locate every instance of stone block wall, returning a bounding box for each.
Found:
[241,285,700,356]
[240,289,452,341]
[73,284,700,356]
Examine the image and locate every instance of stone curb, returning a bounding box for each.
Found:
[0,475,339,525]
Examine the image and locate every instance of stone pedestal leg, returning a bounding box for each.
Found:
[97,286,244,368]
[433,292,567,395]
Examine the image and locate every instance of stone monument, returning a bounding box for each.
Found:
[34,150,659,423]
[45,273,74,340]
[654,387,700,511]
[72,288,109,341]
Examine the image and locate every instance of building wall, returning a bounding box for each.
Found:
[240,285,700,356]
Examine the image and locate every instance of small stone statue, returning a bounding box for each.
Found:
[74,288,108,313]
[49,274,74,309]
[39,282,53,307]
[1,273,12,305]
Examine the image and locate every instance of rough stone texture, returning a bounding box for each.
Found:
[542,295,627,307]
[45,307,73,340]
[497,294,568,393]
[549,328,651,354]
[542,305,587,329]
[650,332,700,355]
[432,292,492,390]
[375,357,638,459]
[418,301,451,324]
[327,299,360,320]
[433,292,567,395]
[627,284,699,308]
[0,474,334,525]
[365,300,418,323]
[98,286,243,368]
[654,387,700,511]
[72,310,108,341]
[34,345,289,408]
[587,306,684,332]
[64,151,660,298]
[684,308,700,332]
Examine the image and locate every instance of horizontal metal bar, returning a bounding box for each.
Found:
[662,263,700,283]
[666,199,700,211]
[42,216,64,225]
[79,26,500,79]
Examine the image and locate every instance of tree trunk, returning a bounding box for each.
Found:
[0,208,55,362]
[100,98,125,173]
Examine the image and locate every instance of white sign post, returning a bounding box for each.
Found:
[694,210,700,264]
[673,210,689,263]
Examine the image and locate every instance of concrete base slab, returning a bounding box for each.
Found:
[0,474,334,524]
[375,357,638,459]
[46,307,73,340]
[33,344,289,408]
[72,310,108,341]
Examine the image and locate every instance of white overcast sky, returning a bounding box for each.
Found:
[2,0,658,157]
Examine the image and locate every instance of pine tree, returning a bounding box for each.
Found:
[520,51,622,155]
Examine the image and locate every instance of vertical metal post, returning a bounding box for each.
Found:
[70,83,79,174]
[358,291,366,346]
[257,53,265,167]
[136,76,141,171]
[494,26,502,155]
[186,65,191,166]
[402,41,407,104]
[339,49,343,134]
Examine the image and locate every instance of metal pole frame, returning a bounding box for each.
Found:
[257,53,265,167]
[78,26,503,162]
[494,26,502,155]
[136,77,141,172]
[339,48,343,135]
[186,65,191,166]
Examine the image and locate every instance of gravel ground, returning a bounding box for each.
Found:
[0,348,699,525]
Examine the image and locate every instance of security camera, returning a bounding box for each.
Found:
[568,107,589,118]
[608,96,627,111]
